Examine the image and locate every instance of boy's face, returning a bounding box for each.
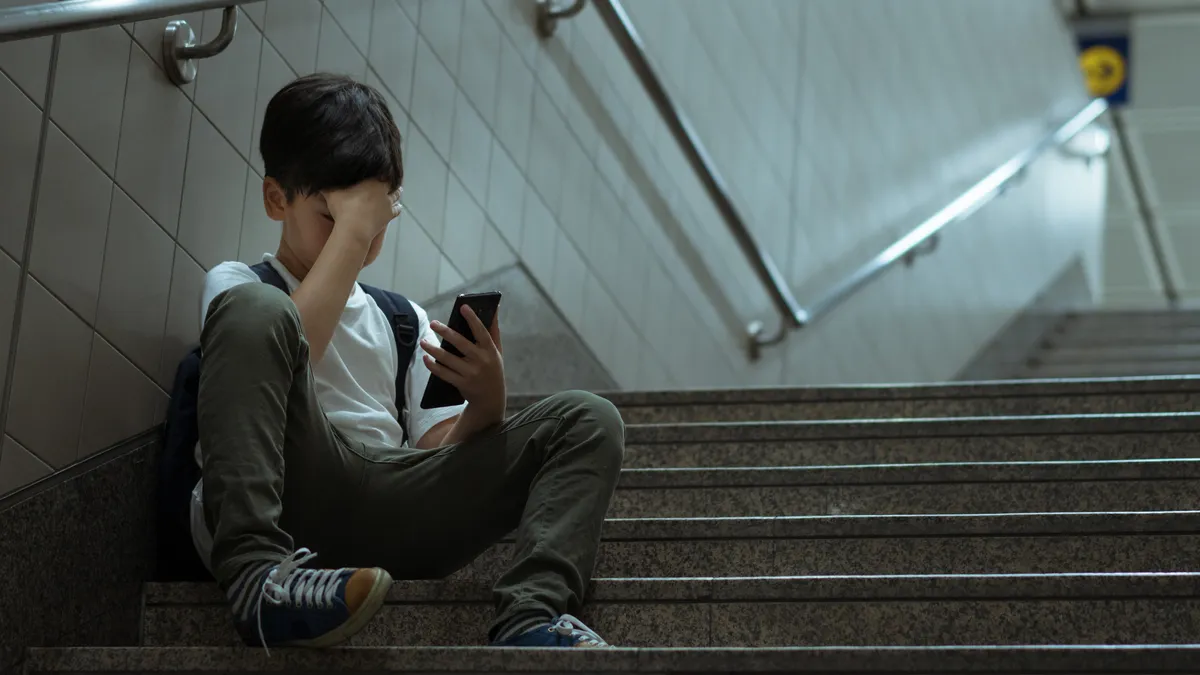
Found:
[263,178,387,272]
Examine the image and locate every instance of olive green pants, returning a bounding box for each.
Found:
[197,283,625,639]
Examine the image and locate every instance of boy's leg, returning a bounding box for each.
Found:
[197,283,390,646]
[339,391,625,644]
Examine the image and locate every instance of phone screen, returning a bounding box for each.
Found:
[420,292,502,409]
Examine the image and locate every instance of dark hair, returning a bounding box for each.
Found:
[260,73,403,199]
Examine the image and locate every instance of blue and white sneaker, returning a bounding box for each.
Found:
[492,615,611,648]
[230,548,392,650]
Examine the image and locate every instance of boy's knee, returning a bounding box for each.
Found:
[545,390,625,464]
[202,283,303,349]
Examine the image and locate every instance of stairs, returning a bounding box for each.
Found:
[1021,310,1200,378]
[22,377,1200,673]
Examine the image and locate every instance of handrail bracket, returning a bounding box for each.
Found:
[163,5,237,85]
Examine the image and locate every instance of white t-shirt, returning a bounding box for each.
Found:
[189,254,465,568]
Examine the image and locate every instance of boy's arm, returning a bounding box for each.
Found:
[292,181,398,363]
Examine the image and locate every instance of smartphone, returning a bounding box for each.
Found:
[420,291,503,409]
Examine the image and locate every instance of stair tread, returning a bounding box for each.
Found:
[624,412,1200,443]
[26,644,1200,673]
[616,457,1200,487]
[600,510,1200,538]
[513,376,1200,408]
[145,571,1200,605]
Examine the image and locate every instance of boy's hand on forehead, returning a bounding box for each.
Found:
[322,180,402,245]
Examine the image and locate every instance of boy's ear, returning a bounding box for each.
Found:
[262,177,288,222]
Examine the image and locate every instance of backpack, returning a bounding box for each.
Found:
[156,261,419,581]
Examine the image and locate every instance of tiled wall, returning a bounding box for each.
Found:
[0,0,1102,497]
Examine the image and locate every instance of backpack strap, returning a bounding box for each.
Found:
[249,261,289,293]
[359,284,420,445]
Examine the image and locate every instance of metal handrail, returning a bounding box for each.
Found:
[537,0,1111,359]
[0,0,260,83]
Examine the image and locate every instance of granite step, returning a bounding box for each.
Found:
[1035,344,1200,364]
[1021,361,1200,379]
[27,644,1200,674]
[608,458,1200,517]
[622,412,1200,468]
[511,377,1200,423]
[141,573,1200,648]
[1046,327,1200,347]
[1057,310,1200,330]
[461,511,1200,579]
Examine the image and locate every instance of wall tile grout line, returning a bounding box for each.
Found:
[0,35,62,465]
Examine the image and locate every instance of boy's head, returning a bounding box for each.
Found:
[260,73,403,271]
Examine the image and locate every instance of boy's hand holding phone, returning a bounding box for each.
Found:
[421,306,506,425]
[323,180,401,246]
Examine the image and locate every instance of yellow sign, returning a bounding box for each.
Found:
[1079,44,1127,98]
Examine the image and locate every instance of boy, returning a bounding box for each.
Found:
[191,74,624,649]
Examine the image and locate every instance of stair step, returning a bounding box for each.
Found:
[28,644,1200,674]
[1037,344,1200,364]
[623,413,1200,467]
[1021,361,1200,378]
[609,458,1200,517]
[512,378,1200,423]
[141,573,1200,648]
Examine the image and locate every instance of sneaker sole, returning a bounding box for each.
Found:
[281,568,394,648]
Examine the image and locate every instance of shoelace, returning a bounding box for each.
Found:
[548,614,609,647]
[254,548,348,655]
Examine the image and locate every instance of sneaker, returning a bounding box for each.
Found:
[232,548,392,650]
[492,614,611,648]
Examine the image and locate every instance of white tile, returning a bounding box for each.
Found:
[0,252,17,405]
[131,10,204,99]
[526,87,567,215]
[480,219,517,275]
[442,175,486,279]
[0,433,51,496]
[550,229,587,330]
[78,334,164,459]
[449,91,493,206]
[557,138,593,247]
[368,0,418,109]
[6,278,93,468]
[493,35,535,170]
[51,26,131,174]
[317,8,368,79]
[0,36,52,107]
[418,0,463,75]
[397,0,420,24]
[29,125,114,324]
[485,0,538,68]
[116,47,192,235]
[404,128,449,245]
[158,246,206,387]
[393,218,441,303]
[436,255,464,294]
[239,172,280,266]
[458,0,502,127]
[609,314,640,389]
[0,71,41,262]
[486,139,526,250]
[520,190,557,288]
[579,274,618,371]
[178,115,250,270]
[241,1,267,30]
[95,189,174,376]
[265,0,322,75]
[323,0,374,55]
[195,8,264,159]
[586,180,621,281]
[409,36,456,158]
[359,220,399,290]
[249,42,296,176]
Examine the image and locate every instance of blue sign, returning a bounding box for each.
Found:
[1078,34,1129,106]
